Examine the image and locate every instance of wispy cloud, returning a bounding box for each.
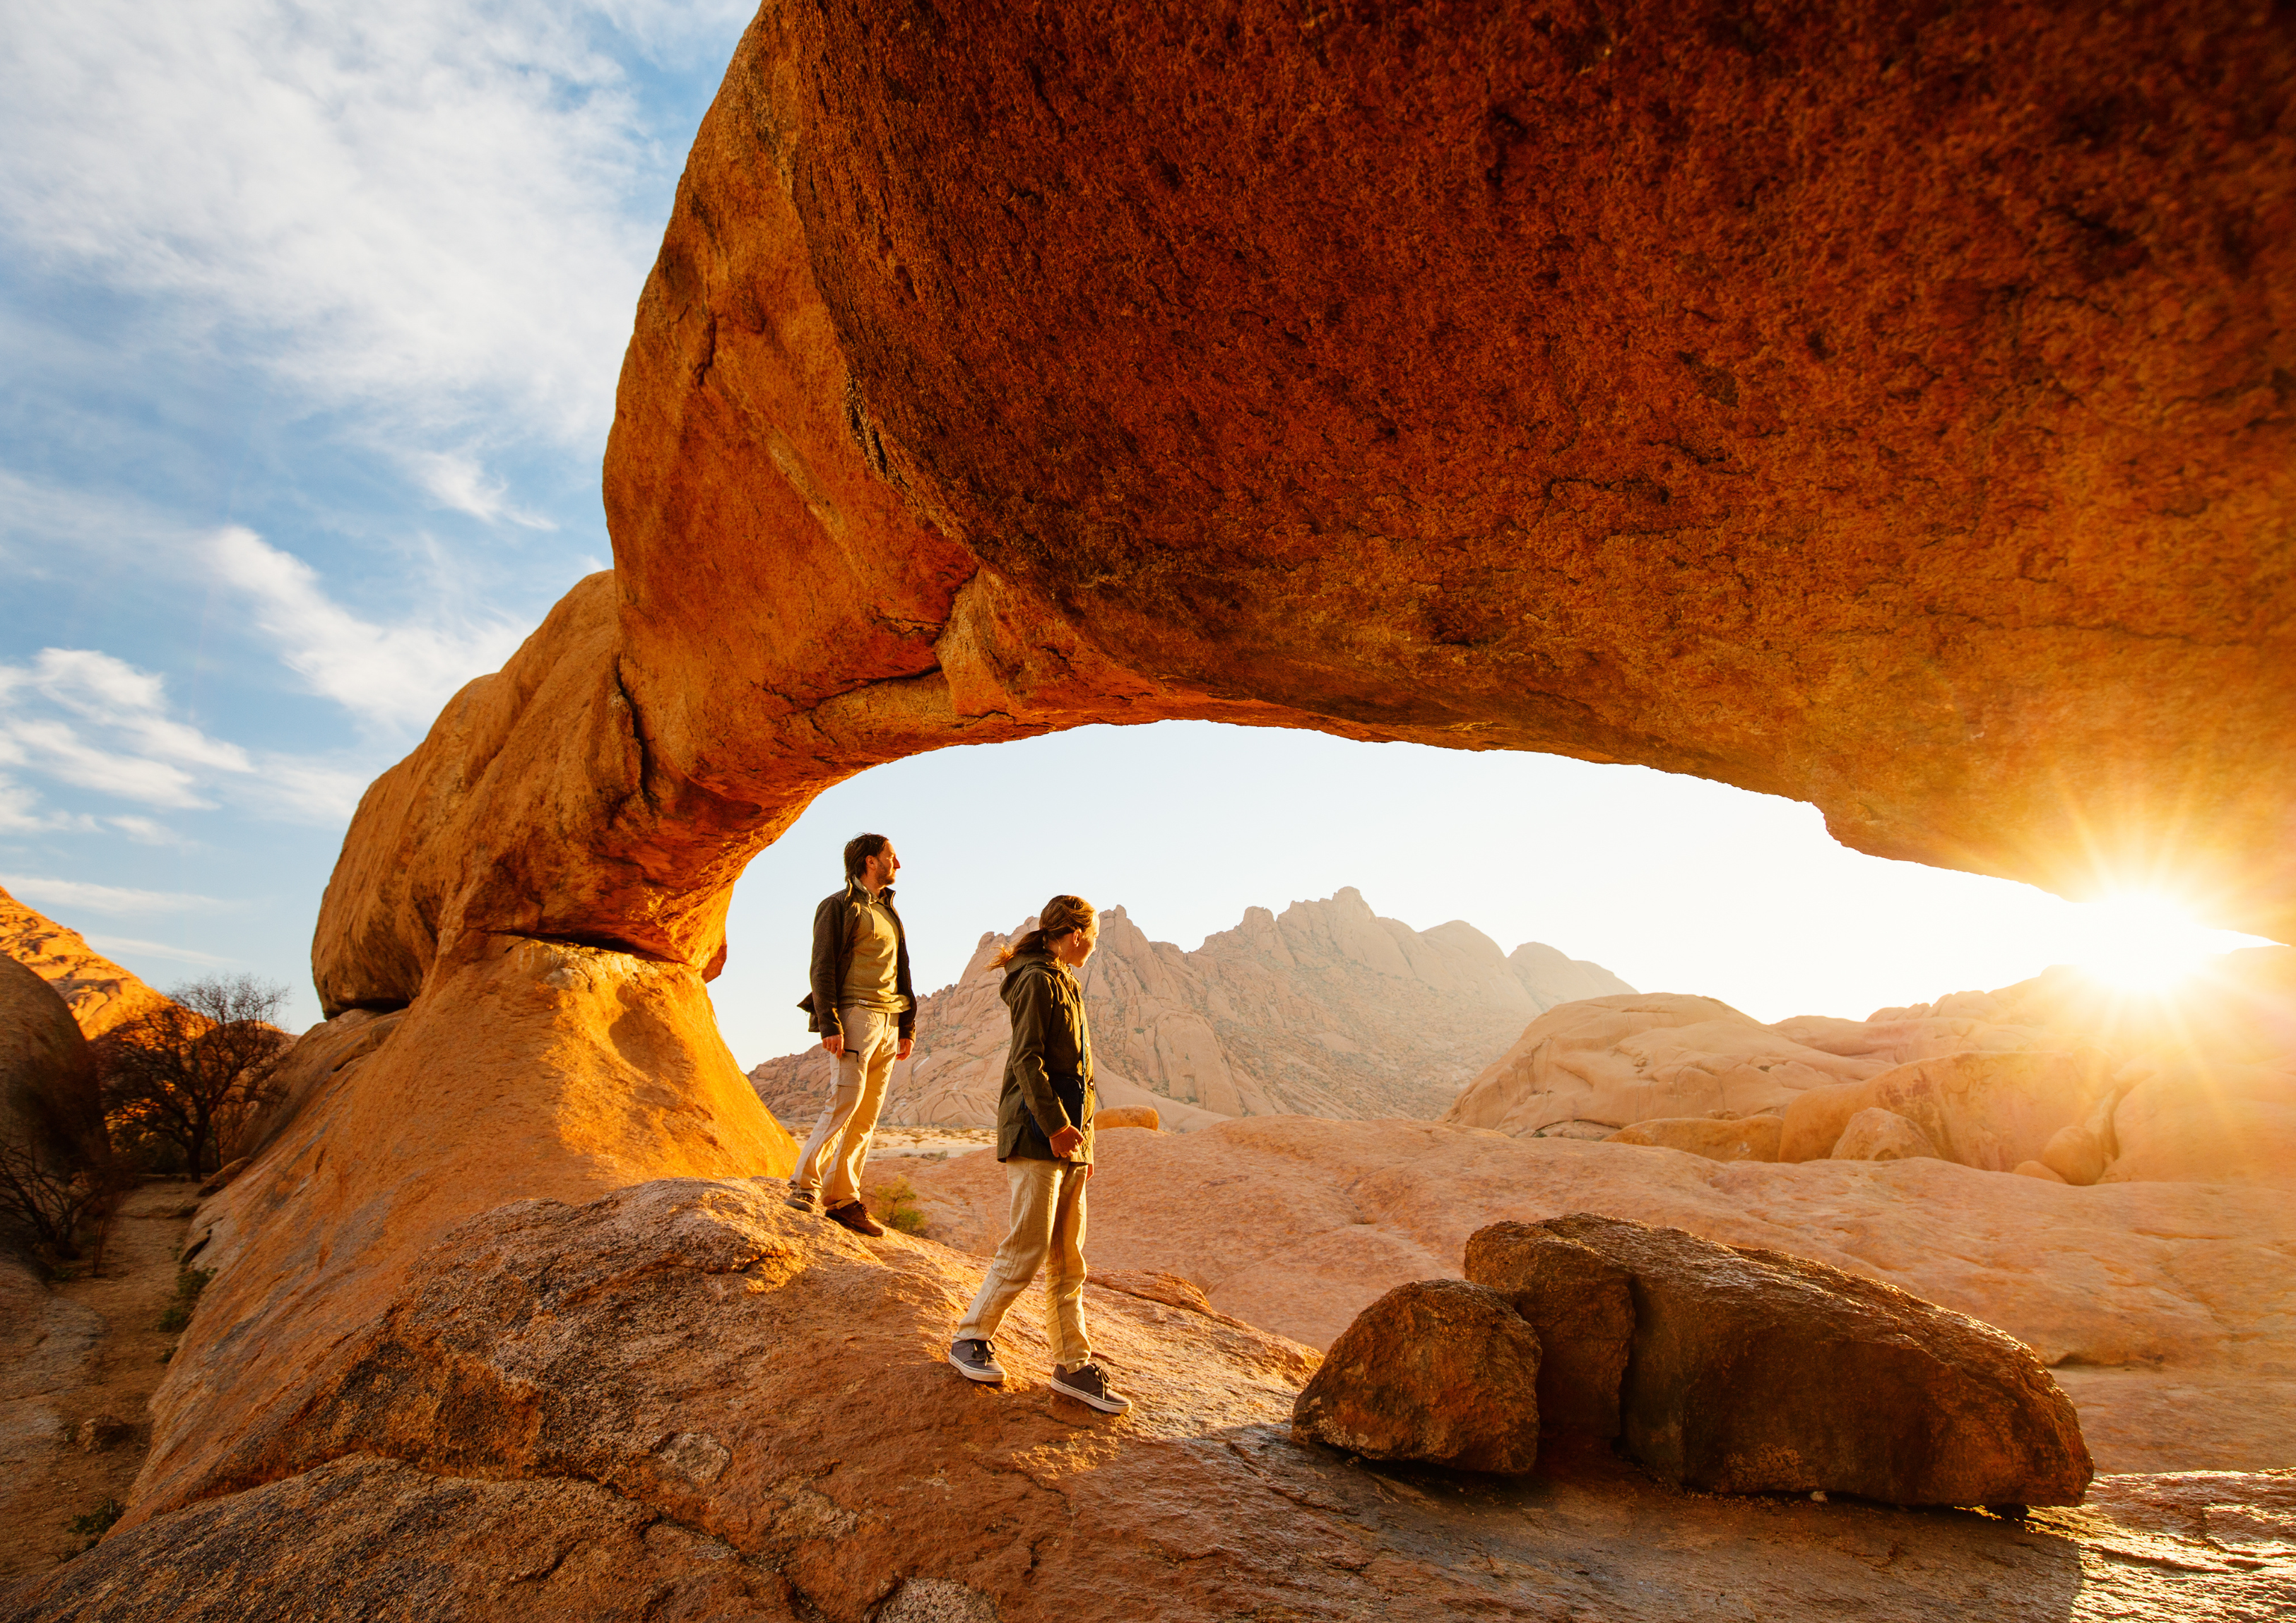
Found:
[83,934,239,968]
[208,525,525,730]
[0,874,222,915]
[0,645,379,829]
[0,0,744,444]
[410,452,556,530]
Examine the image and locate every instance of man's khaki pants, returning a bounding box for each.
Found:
[792,1006,898,1206]
[954,1156,1090,1372]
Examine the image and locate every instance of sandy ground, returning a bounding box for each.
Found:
[0,1179,197,1579]
[764,1116,998,1163]
[865,1126,996,1161]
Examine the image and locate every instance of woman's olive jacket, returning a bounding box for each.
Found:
[997,949,1096,1165]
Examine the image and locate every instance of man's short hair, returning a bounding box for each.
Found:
[844,833,891,879]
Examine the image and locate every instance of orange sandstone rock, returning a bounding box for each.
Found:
[0,884,177,1040]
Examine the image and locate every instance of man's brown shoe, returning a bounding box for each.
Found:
[824,1200,885,1237]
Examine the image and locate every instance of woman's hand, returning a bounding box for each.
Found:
[1050,1124,1085,1159]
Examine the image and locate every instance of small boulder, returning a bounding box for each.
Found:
[1778,1078,1869,1161]
[1604,1115,1782,1163]
[1462,1223,1633,1438]
[1831,1107,1939,1162]
[1513,1214,2092,1506]
[1291,1280,1541,1474]
[2013,1160,2068,1182]
[2039,1124,2105,1185]
[1091,1105,1159,1131]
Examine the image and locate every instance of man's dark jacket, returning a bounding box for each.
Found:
[798,880,916,1041]
[996,949,1096,1165]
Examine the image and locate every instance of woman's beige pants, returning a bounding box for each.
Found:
[955,1156,1090,1371]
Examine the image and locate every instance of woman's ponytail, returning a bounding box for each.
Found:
[992,894,1098,967]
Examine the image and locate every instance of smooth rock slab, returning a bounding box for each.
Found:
[1291,1280,1541,1474]
[1506,1213,2093,1506]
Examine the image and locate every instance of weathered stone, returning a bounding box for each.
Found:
[1448,996,1883,1140]
[2015,1160,2069,1183]
[1779,1079,1874,1163]
[0,953,100,1166]
[1532,1213,2092,1505]
[1605,1114,1782,1163]
[1090,1105,1160,1131]
[2102,1067,2296,1189]
[1291,1280,1541,1474]
[2042,1124,2108,1187]
[1832,1107,1941,1163]
[0,883,177,1039]
[1461,1224,1634,1439]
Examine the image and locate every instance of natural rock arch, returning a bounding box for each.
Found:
[136,1,2292,1523]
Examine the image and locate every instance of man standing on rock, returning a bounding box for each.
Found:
[787,833,915,1236]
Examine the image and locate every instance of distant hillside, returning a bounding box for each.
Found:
[0,883,181,1038]
[748,887,1633,1130]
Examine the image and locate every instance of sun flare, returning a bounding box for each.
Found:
[2067,891,2221,993]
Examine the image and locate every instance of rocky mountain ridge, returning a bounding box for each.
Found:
[0,885,177,1039]
[747,887,1633,1129]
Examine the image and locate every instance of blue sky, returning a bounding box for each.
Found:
[1,1,2266,1069]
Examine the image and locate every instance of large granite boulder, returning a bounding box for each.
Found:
[1467,1215,2091,1506]
[1290,1279,1542,1474]
[1459,1225,1634,1439]
[0,953,100,1165]
[1831,1107,1941,1163]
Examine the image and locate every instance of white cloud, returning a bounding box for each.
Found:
[83,934,239,968]
[0,874,220,915]
[0,773,98,836]
[0,0,740,445]
[110,815,192,848]
[411,451,555,530]
[209,525,525,730]
[0,644,383,828]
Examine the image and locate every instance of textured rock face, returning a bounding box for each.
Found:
[0,884,175,1040]
[1291,1279,1542,1474]
[751,892,1631,1129]
[134,939,797,1525]
[1457,952,2296,1190]
[1604,1114,1782,1162]
[1459,1227,1634,1441]
[1833,1107,1943,1163]
[0,954,100,1163]
[314,1,2296,1023]
[1483,1215,2092,1506]
[1806,1050,2118,1172]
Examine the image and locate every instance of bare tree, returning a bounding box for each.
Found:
[0,1133,117,1259]
[98,976,292,1179]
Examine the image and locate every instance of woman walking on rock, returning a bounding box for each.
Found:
[947,896,1130,1414]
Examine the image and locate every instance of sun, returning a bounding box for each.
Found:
[2068,891,2221,993]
